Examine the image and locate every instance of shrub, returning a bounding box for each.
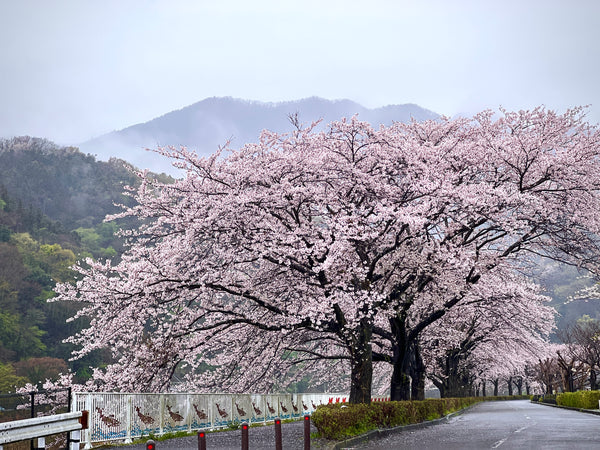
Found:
[540,394,557,404]
[311,396,532,440]
[557,390,600,409]
[311,397,484,440]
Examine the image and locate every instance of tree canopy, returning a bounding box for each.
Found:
[56,107,600,403]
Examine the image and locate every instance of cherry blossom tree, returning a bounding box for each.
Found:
[535,346,563,395]
[55,107,600,404]
[561,315,600,389]
[418,270,555,397]
[369,107,600,400]
[58,117,442,403]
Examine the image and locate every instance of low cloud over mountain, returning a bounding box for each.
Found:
[79,97,439,175]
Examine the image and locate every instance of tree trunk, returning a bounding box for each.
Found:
[507,377,513,396]
[590,369,597,391]
[561,368,574,392]
[389,316,412,401]
[441,350,473,398]
[557,353,574,393]
[513,377,523,396]
[411,373,425,400]
[492,378,499,396]
[348,320,373,404]
[390,362,411,401]
[410,342,426,400]
[430,377,445,398]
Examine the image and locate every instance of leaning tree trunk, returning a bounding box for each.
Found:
[348,319,373,404]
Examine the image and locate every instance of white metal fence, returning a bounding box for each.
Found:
[72,392,349,448]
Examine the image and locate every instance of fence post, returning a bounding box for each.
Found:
[30,391,35,450]
[30,392,35,419]
[209,394,214,431]
[159,394,165,436]
[274,417,282,450]
[125,394,132,444]
[304,414,310,450]
[186,394,192,434]
[84,394,93,449]
[70,430,81,450]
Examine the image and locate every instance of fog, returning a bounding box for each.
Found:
[1,0,599,146]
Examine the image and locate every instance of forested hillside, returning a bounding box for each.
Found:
[536,260,598,330]
[0,137,172,390]
[0,137,166,228]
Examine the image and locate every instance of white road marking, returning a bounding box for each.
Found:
[492,438,506,448]
[515,426,529,433]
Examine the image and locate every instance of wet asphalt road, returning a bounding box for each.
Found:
[103,400,600,449]
[355,400,600,450]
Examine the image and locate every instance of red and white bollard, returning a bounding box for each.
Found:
[197,430,206,450]
[304,414,311,450]
[274,417,282,450]
[241,421,249,450]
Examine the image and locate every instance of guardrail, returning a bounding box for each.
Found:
[0,411,84,449]
[72,392,354,448]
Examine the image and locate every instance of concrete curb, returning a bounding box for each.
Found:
[328,404,478,450]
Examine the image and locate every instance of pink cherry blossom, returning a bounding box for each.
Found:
[54,107,600,403]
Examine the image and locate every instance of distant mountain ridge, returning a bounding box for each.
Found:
[79,97,439,175]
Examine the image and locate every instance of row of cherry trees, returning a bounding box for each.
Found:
[54,107,600,403]
[531,316,600,395]
[387,314,600,399]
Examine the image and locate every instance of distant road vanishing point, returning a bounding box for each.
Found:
[357,400,600,450]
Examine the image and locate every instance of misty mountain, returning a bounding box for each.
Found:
[79,97,440,175]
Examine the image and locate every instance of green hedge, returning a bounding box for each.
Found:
[537,393,557,404]
[311,396,528,440]
[557,390,600,409]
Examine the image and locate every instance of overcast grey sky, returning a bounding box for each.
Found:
[1,0,599,145]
